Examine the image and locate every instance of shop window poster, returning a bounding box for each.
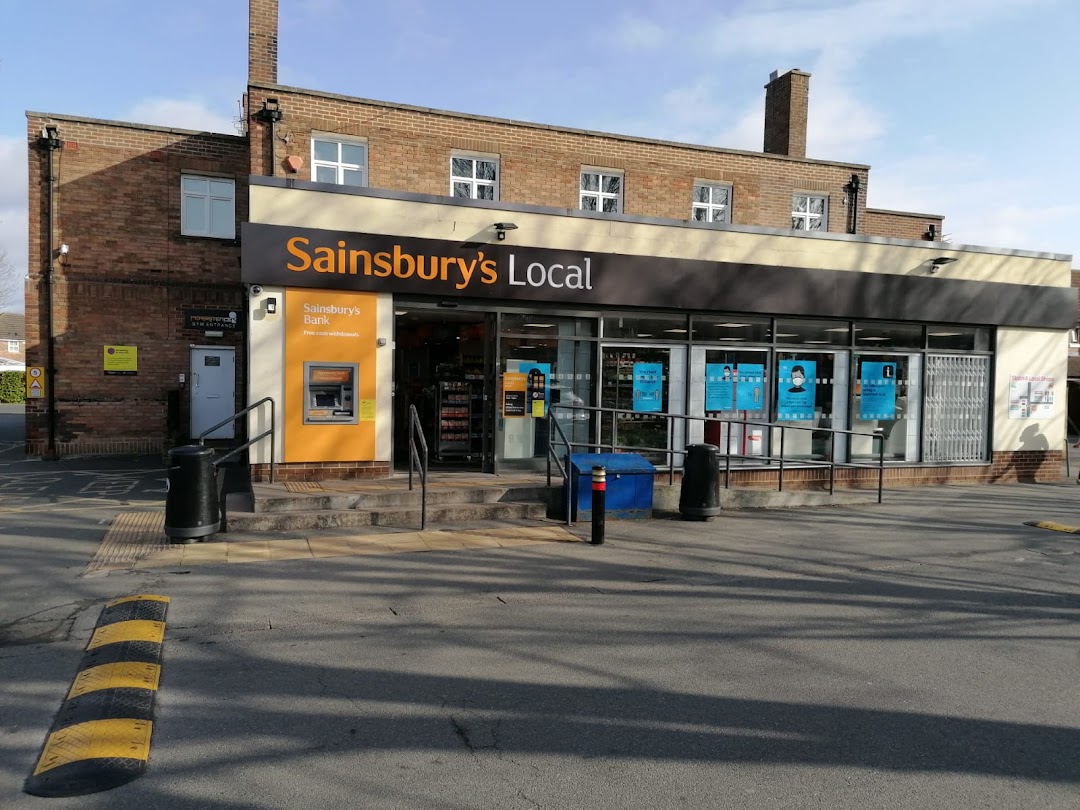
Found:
[859,362,897,420]
[632,362,663,413]
[705,363,735,411]
[777,360,816,420]
[508,360,551,418]
[735,363,765,412]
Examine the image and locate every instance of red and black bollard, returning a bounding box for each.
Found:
[591,465,606,545]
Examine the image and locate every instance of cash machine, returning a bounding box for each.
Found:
[303,362,359,425]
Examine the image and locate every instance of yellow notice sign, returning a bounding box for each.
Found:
[359,400,376,422]
[26,367,45,399]
[103,345,138,375]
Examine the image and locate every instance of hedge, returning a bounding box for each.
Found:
[0,371,25,404]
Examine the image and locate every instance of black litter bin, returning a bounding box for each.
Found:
[680,443,722,520]
[165,445,220,543]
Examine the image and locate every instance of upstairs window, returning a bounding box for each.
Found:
[312,136,367,187]
[581,170,623,213]
[181,175,235,239]
[7,340,19,352]
[792,193,827,231]
[692,183,731,224]
[451,155,498,200]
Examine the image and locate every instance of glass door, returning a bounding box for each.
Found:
[851,353,921,461]
[689,347,770,459]
[772,350,849,460]
[599,345,686,466]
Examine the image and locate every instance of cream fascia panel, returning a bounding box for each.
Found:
[249,185,1071,287]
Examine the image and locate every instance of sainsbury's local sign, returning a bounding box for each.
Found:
[239,222,1074,329]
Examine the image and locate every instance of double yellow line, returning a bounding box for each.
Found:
[24,595,169,798]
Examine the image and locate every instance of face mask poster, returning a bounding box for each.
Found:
[777,360,815,421]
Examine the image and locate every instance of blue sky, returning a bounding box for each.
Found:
[2,0,1078,311]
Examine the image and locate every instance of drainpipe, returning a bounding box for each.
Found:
[39,125,63,459]
[846,173,861,235]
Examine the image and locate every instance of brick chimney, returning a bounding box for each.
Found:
[763,69,810,158]
[249,0,279,85]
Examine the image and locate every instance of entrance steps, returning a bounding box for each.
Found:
[224,476,554,534]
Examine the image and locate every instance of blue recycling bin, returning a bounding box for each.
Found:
[569,453,655,521]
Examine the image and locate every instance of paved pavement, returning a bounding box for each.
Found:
[0,452,1078,808]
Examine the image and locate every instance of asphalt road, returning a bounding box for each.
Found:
[0,458,1078,808]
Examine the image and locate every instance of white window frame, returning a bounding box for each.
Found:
[7,340,18,352]
[792,193,828,231]
[450,154,499,201]
[692,182,732,224]
[311,134,368,187]
[180,175,235,239]
[580,169,623,214]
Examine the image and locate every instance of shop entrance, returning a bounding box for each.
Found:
[393,308,494,471]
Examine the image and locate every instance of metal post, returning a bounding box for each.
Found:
[269,399,276,484]
[591,465,606,545]
[778,427,785,492]
[829,431,835,495]
[877,433,885,504]
[668,417,675,485]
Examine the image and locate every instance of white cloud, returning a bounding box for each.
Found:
[614,15,669,51]
[870,151,1078,259]
[125,97,238,134]
[0,136,28,311]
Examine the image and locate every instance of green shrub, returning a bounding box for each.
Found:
[0,371,25,404]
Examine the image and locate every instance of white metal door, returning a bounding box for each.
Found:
[190,346,235,440]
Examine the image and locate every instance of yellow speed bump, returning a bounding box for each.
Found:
[1023,520,1080,534]
[24,595,169,798]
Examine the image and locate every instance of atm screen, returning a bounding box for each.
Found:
[313,391,339,408]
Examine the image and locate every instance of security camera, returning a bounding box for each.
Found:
[250,285,263,296]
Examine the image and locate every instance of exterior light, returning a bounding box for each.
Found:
[494,222,518,240]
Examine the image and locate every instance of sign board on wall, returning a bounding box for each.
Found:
[777,360,816,421]
[1008,374,1055,419]
[632,363,663,413]
[283,289,378,462]
[103,345,138,375]
[240,221,1076,330]
[705,364,734,412]
[859,362,897,420]
[26,367,45,399]
[184,308,241,332]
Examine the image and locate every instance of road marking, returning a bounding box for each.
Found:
[67,662,161,699]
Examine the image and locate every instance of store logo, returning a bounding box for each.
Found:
[286,237,496,290]
[284,236,596,294]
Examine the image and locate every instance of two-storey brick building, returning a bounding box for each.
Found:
[25,0,1074,487]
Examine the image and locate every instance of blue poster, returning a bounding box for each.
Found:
[777,360,816,420]
[735,363,765,411]
[632,362,663,412]
[860,362,897,420]
[705,363,734,411]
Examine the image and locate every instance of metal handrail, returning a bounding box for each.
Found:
[198,397,276,484]
[545,413,574,526]
[407,404,429,530]
[547,403,888,505]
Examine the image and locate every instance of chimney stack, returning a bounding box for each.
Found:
[763,69,810,158]
[249,0,279,86]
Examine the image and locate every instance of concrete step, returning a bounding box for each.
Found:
[226,499,549,533]
[254,485,552,513]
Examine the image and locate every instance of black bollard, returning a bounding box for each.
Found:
[591,465,606,545]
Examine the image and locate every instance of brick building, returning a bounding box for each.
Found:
[24,0,1074,487]
[0,312,25,371]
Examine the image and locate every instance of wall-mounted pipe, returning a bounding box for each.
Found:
[39,125,63,458]
[846,173,861,235]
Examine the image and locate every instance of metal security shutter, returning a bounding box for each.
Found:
[924,355,990,462]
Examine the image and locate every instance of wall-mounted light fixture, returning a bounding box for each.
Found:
[494,222,518,240]
[928,256,957,275]
[58,244,69,257]
[265,297,278,314]
[255,98,283,124]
